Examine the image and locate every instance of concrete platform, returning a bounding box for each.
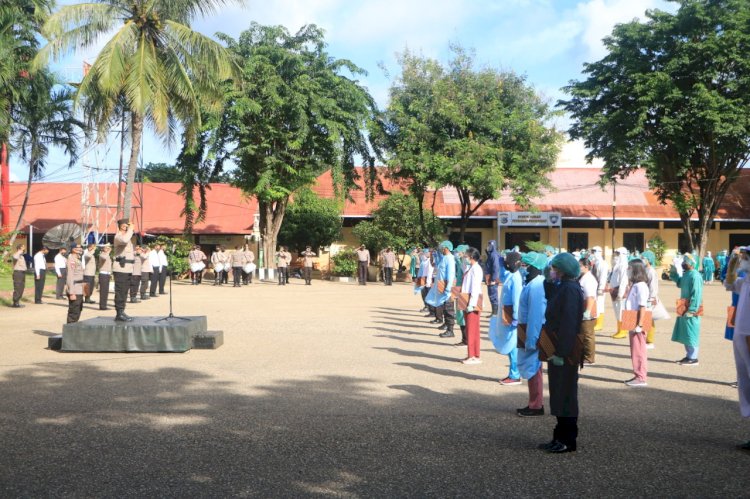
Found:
[61,316,208,352]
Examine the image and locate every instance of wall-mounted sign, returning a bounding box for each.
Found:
[497,211,562,227]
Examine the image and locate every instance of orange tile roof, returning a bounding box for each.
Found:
[6,168,750,233]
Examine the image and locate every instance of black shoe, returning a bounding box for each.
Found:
[85,299,96,304]
[11,303,24,308]
[517,407,545,417]
[738,440,750,451]
[437,323,448,330]
[538,440,557,451]
[159,292,167,295]
[141,295,150,300]
[114,313,132,322]
[678,358,699,366]
[150,293,158,296]
[430,319,442,324]
[547,441,575,453]
[99,307,109,311]
[35,300,43,304]
[439,331,455,338]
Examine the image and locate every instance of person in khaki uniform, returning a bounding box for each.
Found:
[230,246,247,287]
[82,243,97,304]
[112,218,135,322]
[382,247,396,286]
[275,246,289,285]
[98,244,112,310]
[211,246,228,286]
[356,245,370,285]
[66,243,85,323]
[242,245,255,284]
[139,246,152,300]
[11,244,27,308]
[283,248,293,283]
[301,246,316,285]
[129,245,142,303]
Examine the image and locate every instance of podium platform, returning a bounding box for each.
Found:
[60,316,209,352]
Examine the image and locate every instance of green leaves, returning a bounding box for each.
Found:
[277,188,342,252]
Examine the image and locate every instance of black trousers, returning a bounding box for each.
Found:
[303,266,312,284]
[553,417,579,451]
[150,267,161,295]
[277,267,287,285]
[159,267,168,293]
[140,272,150,297]
[214,270,223,285]
[384,267,393,285]
[243,270,252,284]
[358,261,368,284]
[12,270,25,304]
[67,294,83,323]
[113,271,130,313]
[99,273,111,309]
[222,268,228,284]
[35,269,46,303]
[436,299,455,329]
[421,286,435,315]
[232,266,242,286]
[130,274,141,299]
[83,275,95,301]
[548,362,579,449]
[55,269,67,299]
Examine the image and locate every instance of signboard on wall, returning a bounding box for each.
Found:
[497,211,562,227]
[198,235,239,245]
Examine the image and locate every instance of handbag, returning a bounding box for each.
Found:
[620,309,653,332]
[650,299,670,321]
[676,298,704,317]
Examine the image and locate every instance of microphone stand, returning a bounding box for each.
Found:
[156,254,190,322]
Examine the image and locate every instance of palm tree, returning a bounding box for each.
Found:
[36,0,241,219]
[6,70,83,249]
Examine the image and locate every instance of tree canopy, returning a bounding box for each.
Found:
[277,188,342,252]
[381,48,562,241]
[219,23,380,267]
[561,0,750,257]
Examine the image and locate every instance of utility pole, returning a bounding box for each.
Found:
[1,143,9,232]
[611,178,617,260]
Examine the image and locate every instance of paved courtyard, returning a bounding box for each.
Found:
[1,276,748,497]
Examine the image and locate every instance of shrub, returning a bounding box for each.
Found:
[331,248,358,277]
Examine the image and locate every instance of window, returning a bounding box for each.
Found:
[678,233,694,254]
[729,234,750,250]
[450,232,482,251]
[505,232,540,252]
[622,232,644,254]
[567,232,589,252]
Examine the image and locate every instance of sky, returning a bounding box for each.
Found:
[10,0,675,182]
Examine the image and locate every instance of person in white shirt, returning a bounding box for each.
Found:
[54,248,68,300]
[609,247,629,339]
[157,245,169,294]
[578,257,599,364]
[33,247,49,304]
[590,246,609,331]
[461,247,485,365]
[149,243,162,296]
[642,251,660,349]
[624,259,651,387]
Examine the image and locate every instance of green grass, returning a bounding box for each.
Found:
[0,272,56,306]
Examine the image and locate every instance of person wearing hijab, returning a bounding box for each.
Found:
[578,256,598,365]
[516,252,548,417]
[610,247,630,339]
[670,253,704,365]
[538,253,584,453]
[724,246,750,450]
[702,251,715,283]
[484,240,504,316]
[590,246,609,332]
[497,251,523,385]
[430,241,457,338]
[453,245,470,347]
[460,247,485,365]
[623,259,651,387]
[417,249,434,315]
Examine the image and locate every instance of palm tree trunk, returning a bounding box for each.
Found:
[6,159,35,249]
[121,113,143,220]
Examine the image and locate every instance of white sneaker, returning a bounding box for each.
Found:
[625,379,648,387]
[461,357,482,365]
[646,343,655,350]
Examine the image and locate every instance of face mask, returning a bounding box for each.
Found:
[464,257,472,266]
[520,267,528,279]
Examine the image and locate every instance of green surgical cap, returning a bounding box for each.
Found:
[683,253,696,267]
[641,250,656,266]
[439,240,454,251]
[550,252,581,278]
[455,244,469,254]
[522,251,546,270]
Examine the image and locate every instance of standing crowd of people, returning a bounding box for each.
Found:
[409,241,750,453]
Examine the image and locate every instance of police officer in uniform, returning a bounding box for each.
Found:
[66,243,85,323]
[82,243,97,304]
[11,244,27,308]
[129,245,142,302]
[98,244,112,310]
[113,219,135,322]
[301,246,316,285]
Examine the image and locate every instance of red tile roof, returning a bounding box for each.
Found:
[6,168,750,234]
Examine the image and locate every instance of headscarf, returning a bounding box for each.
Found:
[504,251,522,273]
[550,252,581,279]
[641,250,656,267]
[439,240,453,251]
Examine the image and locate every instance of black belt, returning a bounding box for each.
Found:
[74,280,84,284]
[120,259,135,264]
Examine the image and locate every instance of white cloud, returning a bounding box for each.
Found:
[556,139,604,169]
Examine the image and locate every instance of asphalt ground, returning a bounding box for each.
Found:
[0,276,748,498]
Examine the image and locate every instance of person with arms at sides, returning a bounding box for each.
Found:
[82,243,97,304]
[516,252,548,417]
[609,247,630,339]
[33,246,49,304]
[98,244,112,310]
[498,251,523,386]
[54,247,68,300]
[590,246,609,332]
[149,243,163,295]
[11,244,27,308]
[702,251,715,283]
[670,253,704,366]
[242,245,254,285]
[578,256,598,365]
[230,246,246,287]
[539,253,584,454]
[157,244,169,294]
[623,259,650,387]
[641,250,660,349]
[460,247,484,366]
[381,247,396,286]
[129,245,142,303]
[484,240,503,316]
[356,244,370,285]
[66,243,85,323]
[432,241,456,338]
[139,246,152,299]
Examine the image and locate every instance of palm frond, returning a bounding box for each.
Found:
[154,0,247,25]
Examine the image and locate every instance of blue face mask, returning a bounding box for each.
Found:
[520,267,528,279]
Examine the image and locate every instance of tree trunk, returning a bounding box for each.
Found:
[121,113,144,220]
[259,198,288,271]
[6,157,35,249]
[678,212,695,255]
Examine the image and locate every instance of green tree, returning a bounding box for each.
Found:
[561,0,750,259]
[36,0,242,221]
[277,188,342,252]
[220,23,380,268]
[382,48,562,242]
[7,70,83,249]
